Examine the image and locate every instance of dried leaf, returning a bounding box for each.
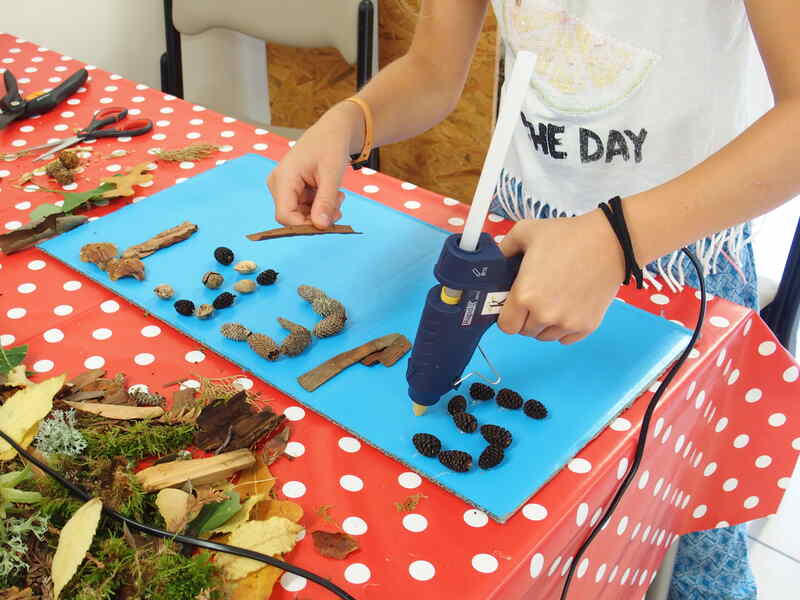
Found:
[101,162,153,197]
[230,564,282,600]
[52,497,103,599]
[155,488,194,533]
[0,375,64,461]
[207,493,264,535]
[233,457,275,500]
[215,517,303,580]
[0,587,34,600]
[0,345,27,376]
[311,531,359,560]
[262,427,290,465]
[66,368,107,390]
[394,493,427,513]
[316,504,335,525]
[254,499,304,523]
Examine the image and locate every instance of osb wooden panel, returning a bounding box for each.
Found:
[266,1,498,203]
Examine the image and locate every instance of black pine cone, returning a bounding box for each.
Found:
[453,412,478,433]
[214,246,234,265]
[447,395,467,415]
[524,399,548,420]
[212,292,236,309]
[439,450,472,472]
[496,388,523,410]
[256,269,279,285]
[469,382,495,401]
[478,445,504,470]
[480,424,512,448]
[412,433,441,458]
[173,299,195,316]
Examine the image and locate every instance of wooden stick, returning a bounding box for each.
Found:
[65,401,163,420]
[246,224,361,241]
[297,334,403,392]
[135,448,255,492]
[121,221,198,259]
[361,335,412,367]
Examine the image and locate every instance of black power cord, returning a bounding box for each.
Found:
[560,247,706,600]
[0,428,358,600]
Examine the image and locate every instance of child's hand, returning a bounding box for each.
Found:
[497,210,627,344]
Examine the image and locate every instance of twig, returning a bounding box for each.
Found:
[246,224,361,241]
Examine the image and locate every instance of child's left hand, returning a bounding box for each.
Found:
[497,210,627,344]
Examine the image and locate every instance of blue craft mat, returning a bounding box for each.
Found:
[41,154,690,522]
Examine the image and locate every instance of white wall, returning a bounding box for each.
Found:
[1,0,269,125]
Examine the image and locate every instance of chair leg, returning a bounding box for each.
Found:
[357,1,380,171]
[162,0,184,98]
[760,217,800,354]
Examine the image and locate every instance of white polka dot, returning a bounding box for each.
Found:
[84,355,105,369]
[340,475,363,492]
[692,505,707,518]
[282,481,306,498]
[693,452,704,468]
[131,96,145,103]
[704,462,718,476]
[33,360,54,373]
[338,437,361,453]
[184,350,205,363]
[650,294,669,305]
[522,503,548,521]
[363,184,379,194]
[727,369,740,385]
[179,161,195,170]
[402,513,428,533]
[547,556,562,577]
[398,472,421,489]
[185,131,200,139]
[568,458,592,474]
[744,496,760,509]
[591,507,603,526]
[487,213,504,223]
[745,388,762,403]
[630,523,641,541]
[722,478,738,492]
[159,107,174,115]
[62,182,78,191]
[344,563,371,584]
[140,325,161,338]
[494,235,505,243]
[447,217,465,227]
[715,417,729,433]
[617,457,629,480]
[134,353,155,366]
[43,328,64,343]
[793,437,800,451]
[595,563,607,583]
[6,307,26,319]
[175,178,188,184]
[617,516,629,536]
[464,509,489,528]
[654,417,664,437]
[769,413,787,427]
[89,327,112,341]
[576,503,589,526]
[285,441,305,457]
[193,105,207,111]
[343,516,368,535]
[758,341,777,356]
[233,377,253,391]
[779,477,791,489]
[219,144,233,152]
[280,572,307,591]
[409,560,435,581]
[404,200,422,210]
[638,471,650,490]
[709,316,730,328]
[0,334,15,347]
[695,390,706,410]
[152,133,166,141]
[17,282,36,294]
[254,127,267,134]
[67,98,79,105]
[610,418,631,431]
[100,300,120,313]
[755,455,772,469]
[661,425,673,444]
[27,259,46,270]
[733,434,750,448]
[530,553,545,578]
[674,434,686,454]
[220,130,235,138]
[783,366,799,383]
[53,304,73,316]
[284,406,305,421]
[180,379,200,390]
[105,164,122,173]
[472,553,498,574]
[252,143,268,151]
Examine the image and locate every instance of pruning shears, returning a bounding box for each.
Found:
[0,68,88,129]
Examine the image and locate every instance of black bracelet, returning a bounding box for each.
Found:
[598,196,644,289]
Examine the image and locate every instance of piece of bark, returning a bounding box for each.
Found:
[159,388,201,423]
[246,224,361,241]
[79,242,118,268]
[65,401,163,420]
[311,531,359,560]
[0,214,87,254]
[297,333,407,392]
[121,221,198,259]
[195,392,284,453]
[361,335,412,367]
[135,449,255,492]
[262,426,290,465]
[105,257,145,281]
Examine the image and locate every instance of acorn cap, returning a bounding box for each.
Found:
[195,304,214,319]
[202,271,224,289]
[153,284,174,299]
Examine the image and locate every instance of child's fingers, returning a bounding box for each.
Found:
[270,174,310,226]
[311,165,345,229]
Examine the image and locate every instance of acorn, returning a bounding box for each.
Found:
[469,382,495,401]
[153,284,174,299]
[256,269,278,285]
[233,279,256,294]
[453,412,478,433]
[248,333,280,361]
[447,395,467,415]
[195,304,214,319]
[214,246,234,266]
[524,399,548,420]
[480,424,512,449]
[220,322,251,341]
[277,317,312,356]
[234,260,257,274]
[438,450,472,473]
[212,292,236,309]
[496,388,523,410]
[478,445,504,470]
[173,299,195,316]
[202,271,224,289]
[412,433,441,458]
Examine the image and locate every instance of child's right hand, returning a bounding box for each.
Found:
[267,101,364,229]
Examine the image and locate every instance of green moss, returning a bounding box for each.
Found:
[83,420,197,461]
[141,549,225,600]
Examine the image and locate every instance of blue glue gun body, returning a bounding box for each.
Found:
[406,232,522,408]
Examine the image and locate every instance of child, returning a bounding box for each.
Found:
[268,2,798,597]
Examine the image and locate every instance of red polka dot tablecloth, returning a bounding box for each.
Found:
[1,33,799,600]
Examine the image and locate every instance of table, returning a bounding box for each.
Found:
[1,33,798,600]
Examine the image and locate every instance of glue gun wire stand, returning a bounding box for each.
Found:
[406,51,537,416]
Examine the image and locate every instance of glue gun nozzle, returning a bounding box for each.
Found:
[412,402,428,417]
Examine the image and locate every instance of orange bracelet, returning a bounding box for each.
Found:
[344,96,374,165]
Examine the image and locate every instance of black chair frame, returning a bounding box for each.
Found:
[761,218,800,355]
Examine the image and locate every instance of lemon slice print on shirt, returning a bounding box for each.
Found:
[503,0,660,115]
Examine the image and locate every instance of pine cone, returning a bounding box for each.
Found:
[412,433,441,458]
[478,445,504,470]
[496,388,523,410]
[480,424,512,448]
[277,317,312,356]
[131,389,165,408]
[447,395,467,415]
[214,246,234,265]
[174,299,195,316]
[248,333,280,361]
[313,313,346,338]
[524,399,548,420]
[297,285,325,301]
[220,322,250,341]
[256,269,278,285]
[439,450,472,473]
[57,149,81,169]
[469,382,495,401]
[311,296,345,318]
[212,292,236,309]
[453,412,478,433]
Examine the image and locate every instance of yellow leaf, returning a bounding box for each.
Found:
[52,497,103,599]
[215,517,303,580]
[208,493,264,536]
[100,162,154,198]
[254,499,304,523]
[1,365,32,388]
[156,488,194,533]
[0,375,64,461]
[230,563,283,600]
[233,457,275,500]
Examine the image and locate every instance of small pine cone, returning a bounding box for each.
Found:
[439,450,472,473]
[57,149,80,169]
[248,333,280,361]
[214,246,234,265]
[131,390,165,408]
[311,296,345,318]
[412,433,441,458]
[453,412,478,433]
[174,299,195,316]
[496,388,523,410]
[297,285,325,301]
[524,399,548,420]
[469,382,495,401]
[220,322,250,341]
[480,424,512,448]
[447,395,467,415]
[478,445,504,470]
[313,313,346,338]
[256,269,278,285]
[212,292,236,309]
[277,317,312,356]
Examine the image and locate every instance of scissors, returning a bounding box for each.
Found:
[33,106,153,161]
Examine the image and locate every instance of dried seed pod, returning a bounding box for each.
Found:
[248,332,280,361]
[174,299,195,316]
[214,246,234,266]
[297,285,325,301]
[453,412,478,433]
[469,382,495,401]
[478,445,504,470]
[195,304,214,319]
[447,395,467,415]
[480,424,512,449]
[256,269,278,285]
[80,242,118,268]
[312,313,346,338]
[496,388,523,410]
[50,165,74,185]
[233,279,256,294]
[212,292,236,309]
[524,399,548,420]
[220,322,251,341]
[57,149,80,169]
[439,450,472,473]
[153,284,174,299]
[105,257,145,281]
[202,271,224,289]
[45,160,63,178]
[412,433,441,458]
[277,317,312,357]
[234,260,257,274]
[311,296,346,318]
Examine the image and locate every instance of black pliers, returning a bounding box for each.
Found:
[0,67,88,129]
